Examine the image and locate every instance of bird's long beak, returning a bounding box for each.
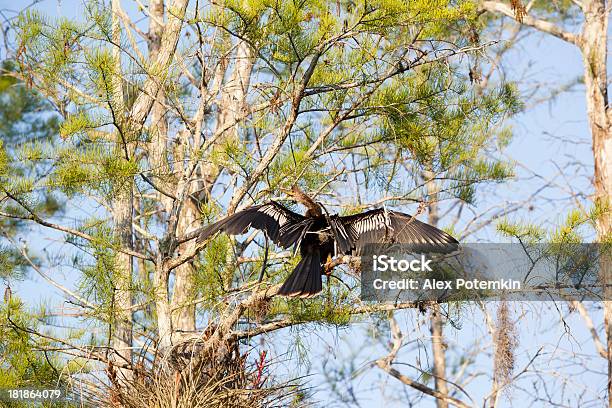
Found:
[279,186,294,196]
[279,184,302,197]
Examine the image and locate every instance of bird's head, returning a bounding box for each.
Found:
[279,184,307,200]
[280,184,322,217]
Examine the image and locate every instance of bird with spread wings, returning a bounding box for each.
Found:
[197,186,458,297]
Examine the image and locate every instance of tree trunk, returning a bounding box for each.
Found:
[578,2,612,405]
[144,0,187,347]
[109,0,133,383]
[171,134,197,336]
[425,170,449,408]
[164,35,254,338]
[110,188,134,382]
[154,262,172,351]
[147,0,171,210]
[169,39,254,337]
[201,39,254,192]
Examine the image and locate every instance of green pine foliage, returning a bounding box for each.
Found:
[4,0,529,401]
[193,235,234,308]
[497,204,606,244]
[0,61,63,236]
[374,69,520,205]
[0,60,72,401]
[0,297,74,407]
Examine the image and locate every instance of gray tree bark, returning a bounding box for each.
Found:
[170,39,255,338]
[425,169,450,408]
[110,189,134,382]
[109,0,133,383]
[133,0,189,351]
[579,3,612,404]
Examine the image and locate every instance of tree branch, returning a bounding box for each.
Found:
[5,234,96,310]
[128,0,189,129]
[481,1,579,44]
[375,316,472,408]
[226,49,323,214]
[570,300,608,358]
[0,194,152,262]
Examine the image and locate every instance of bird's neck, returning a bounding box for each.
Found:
[292,186,323,217]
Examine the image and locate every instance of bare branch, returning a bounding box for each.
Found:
[481,1,579,44]
[375,316,473,408]
[0,197,152,262]
[570,300,607,358]
[5,233,96,309]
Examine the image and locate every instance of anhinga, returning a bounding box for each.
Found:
[197,186,458,297]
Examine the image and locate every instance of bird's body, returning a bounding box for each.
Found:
[197,188,458,297]
[287,215,336,296]
[302,216,335,255]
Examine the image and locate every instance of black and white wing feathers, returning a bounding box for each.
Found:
[196,202,306,248]
[340,209,458,254]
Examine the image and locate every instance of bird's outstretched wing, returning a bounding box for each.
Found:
[340,209,458,254]
[196,202,307,248]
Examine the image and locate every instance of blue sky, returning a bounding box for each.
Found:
[1,1,606,406]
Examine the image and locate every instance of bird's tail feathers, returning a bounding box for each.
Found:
[278,249,322,298]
